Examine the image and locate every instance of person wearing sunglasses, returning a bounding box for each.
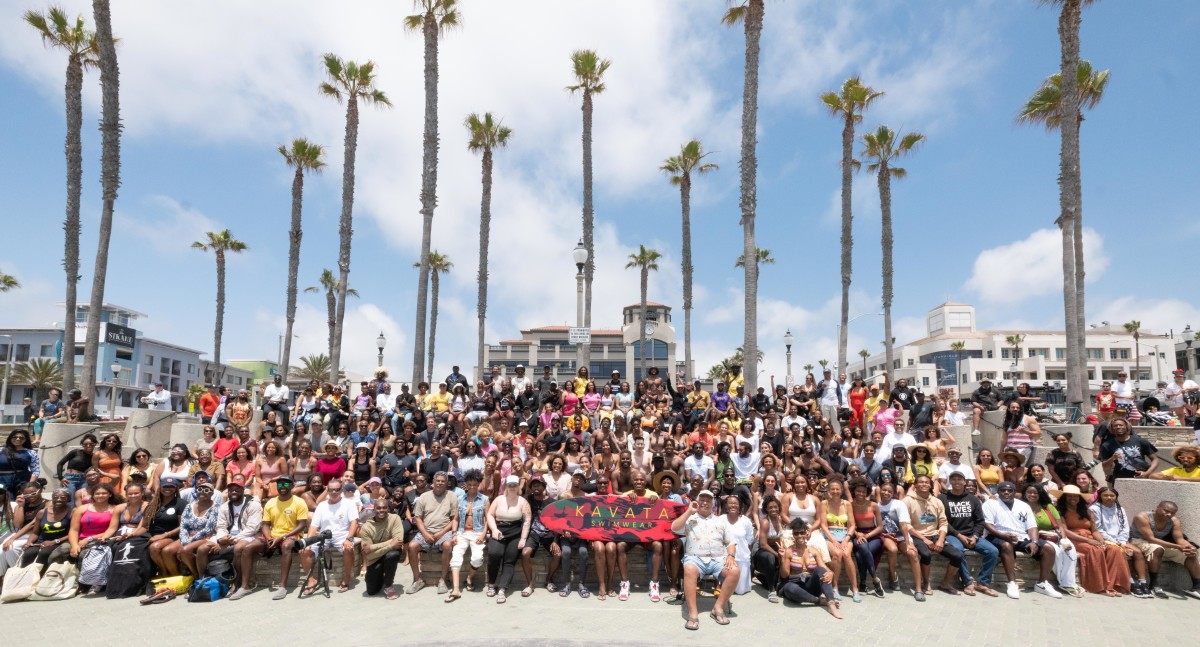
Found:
[177,480,219,576]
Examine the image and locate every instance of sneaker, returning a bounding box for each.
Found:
[914,590,926,602]
[272,587,289,601]
[1184,587,1200,600]
[1007,582,1020,599]
[436,581,449,595]
[406,580,425,595]
[852,591,862,603]
[767,591,779,603]
[649,581,661,603]
[1152,586,1168,599]
[227,587,250,601]
[619,580,630,601]
[1133,583,1151,599]
[888,579,900,592]
[832,590,842,601]
[1035,582,1062,599]
[873,579,885,597]
[383,586,399,600]
[971,428,981,436]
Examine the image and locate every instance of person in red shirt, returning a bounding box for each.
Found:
[198,384,221,424]
[1095,382,1117,421]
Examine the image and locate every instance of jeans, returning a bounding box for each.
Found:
[62,472,87,501]
[365,550,402,595]
[753,548,779,592]
[912,535,966,571]
[560,537,589,588]
[820,404,842,434]
[779,568,836,604]
[944,535,1000,587]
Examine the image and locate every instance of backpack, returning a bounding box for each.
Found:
[106,536,154,599]
[77,543,113,587]
[206,558,235,581]
[187,575,230,602]
[29,562,78,601]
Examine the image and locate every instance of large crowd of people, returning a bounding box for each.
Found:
[1,363,1198,628]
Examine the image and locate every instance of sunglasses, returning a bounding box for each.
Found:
[197,487,214,494]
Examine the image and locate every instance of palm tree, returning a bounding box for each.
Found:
[406,0,460,385]
[860,125,925,378]
[24,7,99,394]
[1019,45,1105,408]
[319,53,391,384]
[291,353,332,384]
[13,358,63,402]
[818,359,829,372]
[723,0,765,395]
[79,0,120,406]
[707,347,760,382]
[277,138,325,382]
[661,139,718,381]
[821,77,883,375]
[858,348,869,378]
[567,48,612,374]
[625,245,662,381]
[192,230,248,385]
[466,112,512,382]
[950,340,966,400]
[0,272,19,292]
[414,251,452,383]
[734,247,774,268]
[803,363,814,374]
[1124,320,1141,386]
[305,269,358,363]
[1005,334,1026,384]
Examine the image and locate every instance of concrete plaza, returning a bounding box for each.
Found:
[8,576,1196,646]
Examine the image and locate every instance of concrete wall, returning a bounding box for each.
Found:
[36,422,124,476]
[1114,480,1200,592]
[120,409,177,456]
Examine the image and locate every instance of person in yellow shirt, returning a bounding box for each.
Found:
[429,382,452,419]
[1151,446,1200,482]
[245,475,311,600]
[725,365,744,395]
[687,380,711,411]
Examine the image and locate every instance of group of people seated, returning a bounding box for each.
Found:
[1,362,1198,629]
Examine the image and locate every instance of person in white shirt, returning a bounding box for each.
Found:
[942,399,966,426]
[1164,371,1199,420]
[936,447,975,489]
[878,423,916,458]
[672,490,739,630]
[375,383,396,430]
[682,443,715,483]
[1112,373,1135,407]
[262,374,291,426]
[730,441,760,483]
[141,382,172,411]
[299,479,360,594]
[817,370,846,435]
[982,481,1061,599]
[781,408,808,434]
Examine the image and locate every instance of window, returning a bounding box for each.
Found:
[75,308,88,324]
[1001,348,1012,359]
[986,350,994,359]
[109,312,130,326]
[928,312,944,335]
[631,340,668,360]
[187,364,195,375]
[1108,349,1129,360]
[160,358,170,374]
[1055,348,1065,360]
[1028,348,1048,358]
[975,372,996,382]
[143,374,153,385]
[39,344,54,357]
[607,344,624,354]
[906,359,914,366]
[144,354,154,366]
[1086,348,1103,360]
[948,311,972,329]
[14,345,29,362]
[921,377,930,387]
[1046,370,1067,381]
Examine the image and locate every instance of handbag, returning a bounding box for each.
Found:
[0,562,43,603]
[29,562,78,601]
[78,543,113,586]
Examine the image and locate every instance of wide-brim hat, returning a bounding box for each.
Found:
[999,447,1025,466]
[908,443,932,460]
[653,470,680,492]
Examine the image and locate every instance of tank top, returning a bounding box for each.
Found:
[148,496,182,535]
[118,503,145,535]
[493,496,525,523]
[299,396,317,413]
[353,457,372,485]
[1132,512,1174,541]
[1006,419,1034,451]
[258,457,284,483]
[853,506,877,530]
[977,464,1002,487]
[765,517,783,541]
[79,508,113,539]
[292,457,316,483]
[789,494,817,526]
[160,458,192,482]
[37,510,70,542]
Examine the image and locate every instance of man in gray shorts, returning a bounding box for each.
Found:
[406,471,458,594]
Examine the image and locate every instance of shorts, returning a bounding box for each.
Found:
[683,555,724,579]
[989,534,1045,557]
[1131,538,1188,564]
[522,530,557,555]
[414,531,455,552]
[306,537,360,555]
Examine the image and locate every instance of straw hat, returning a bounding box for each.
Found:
[999,447,1025,466]
[653,470,681,493]
[908,443,933,460]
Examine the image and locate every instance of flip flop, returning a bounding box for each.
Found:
[559,586,572,598]
[301,582,320,597]
[444,593,461,603]
[578,586,591,599]
[338,583,350,593]
[496,590,507,604]
[709,610,730,626]
[685,617,700,631]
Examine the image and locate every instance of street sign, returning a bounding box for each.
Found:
[569,327,591,344]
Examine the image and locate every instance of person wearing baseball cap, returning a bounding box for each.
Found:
[244,474,309,600]
[673,488,738,630]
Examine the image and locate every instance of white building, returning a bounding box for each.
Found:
[851,302,1178,400]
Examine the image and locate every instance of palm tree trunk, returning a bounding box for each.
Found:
[412,11,440,385]
[879,163,895,373]
[282,166,304,380]
[214,250,225,385]
[837,111,854,374]
[325,287,336,363]
[330,98,359,384]
[1060,219,1078,404]
[639,270,648,380]
[679,174,693,380]
[427,271,440,384]
[581,89,595,374]
[739,0,764,394]
[81,0,120,405]
[1058,0,1085,407]
[476,148,493,384]
[62,52,84,393]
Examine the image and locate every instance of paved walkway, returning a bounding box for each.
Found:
[9,576,1196,646]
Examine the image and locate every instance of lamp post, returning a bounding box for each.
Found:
[784,330,794,386]
[376,331,387,368]
[277,333,298,366]
[572,240,589,375]
[1185,325,1196,375]
[0,334,12,424]
[110,362,121,420]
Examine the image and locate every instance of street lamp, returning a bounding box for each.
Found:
[110,362,121,420]
[783,330,794,386]
[571,240,589,374]
[376,331,387,368]
[0,334,12,424]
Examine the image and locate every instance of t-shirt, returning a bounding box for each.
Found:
[937,461,975,483]
[878,499,910,537]
[263,496,310,539]
[311,497,359,544]
[982,498,1036,541]
[413,490,456,533]
[682,512,732,562]
[1100,435,1157,479]
[1165,381,1199,408]
[682,454,715,481]
[1158,465,1200,479]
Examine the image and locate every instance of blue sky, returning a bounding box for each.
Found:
[1,0,1197,381]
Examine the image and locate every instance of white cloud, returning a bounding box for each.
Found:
[114,195,220,255]
[1093,297,1200,340]
[965,227,1110,303]
[252,302,407,382]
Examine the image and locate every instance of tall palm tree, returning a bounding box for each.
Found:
[567,49,612,374]
[821,77,883,375]
[858,348,869,378]
[723,0,765,394]
[803,363,814,374]
[13,359,63,402]
[319,53,391,383]
[465,112,512,382]
[950,340,967,399]
[1005,334,1026,384]
[734,247,774,268]
[406,0,460,385]
[1123,320,1141,386]
[24,7,100,394]
[625,245,662,381]
[291,353,332,384]
[79,0,120,406]
[818,359,829,372]
[660,140,718,381]
[277,138,325,382]
[1018,51,1106,408]
[414,251,452,383]
[305,269,358,363]
[861,125,925,378]
[0,272,19,292]
[192,230,247,385]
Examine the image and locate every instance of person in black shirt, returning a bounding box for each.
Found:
[1100,417,1158,483]
[939,471,1000,596]
[825,442,849,477]
[880,446,911,488]
[969,379,1001,434]
[889,378,916,412]
[752,386,772,419]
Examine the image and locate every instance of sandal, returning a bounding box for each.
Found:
[559,586,572,598]
[338,583,350,593]
[709,609,730,626]
[444,593,461,603]
[685,617,700,631]
[520,586,533,597]
[578,586,591,599]
[545,582,558,593]
[301,582,320,597]
[486,585,497,598]
[496,590,507,604]
[936,585,961,596]
[597,590,607,601]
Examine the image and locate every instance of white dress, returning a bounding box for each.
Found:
[723,514,756,594]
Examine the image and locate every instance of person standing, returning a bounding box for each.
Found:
[140,382,172,411]
[817,370,846,435]
[198,384,221,425]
